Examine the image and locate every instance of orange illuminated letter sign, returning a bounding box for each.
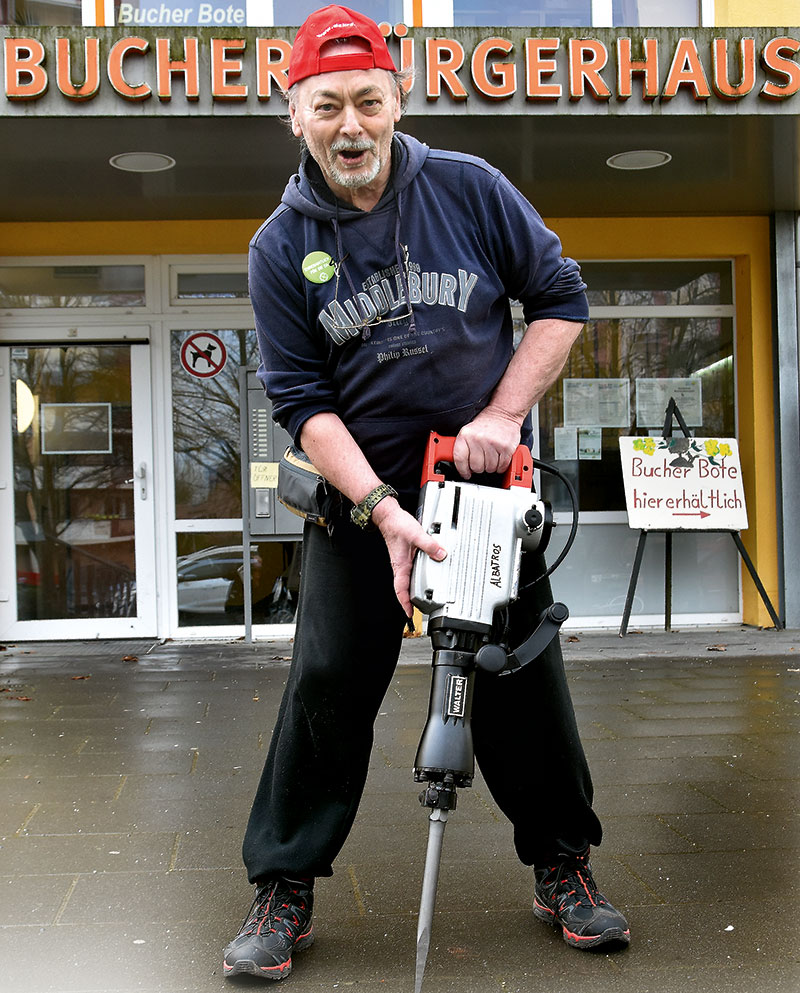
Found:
[211,38,247,100]
[393,23,415,94]
[55,37,100,101]
[712,38,756,100]
[568,38,611,100]
[662,38,711,100]
[256,38,291,99]
[471,38,516,99]
[617,37,659,100]
[525,38,561,100]
[156,36,200,101]
[761,36,800,100]
[5,38,48,100]
[426,38,468,100]
[108,37,151,100]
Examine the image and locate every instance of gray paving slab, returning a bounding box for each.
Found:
[0,631,798,993]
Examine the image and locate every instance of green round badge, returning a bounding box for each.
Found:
[302,251,335,284]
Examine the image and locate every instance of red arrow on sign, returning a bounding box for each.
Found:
[673,511,711,519]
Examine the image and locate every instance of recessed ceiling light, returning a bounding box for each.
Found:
[109,152,176,173]
[606,150,672,171]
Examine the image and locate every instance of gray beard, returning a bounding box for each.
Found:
[327,155,382,189]
[326,139,381,189]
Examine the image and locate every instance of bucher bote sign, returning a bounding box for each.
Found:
[619,436,749,532]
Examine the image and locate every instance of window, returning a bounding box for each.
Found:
[0,265,146,310]
[541,260,739,621]
[453,0,591,26]
[613,0,699,26]
[0,0,81,25]
[272,0,403,24]
[169,266,250,306]
[539,261,735,512]
[171,328,259,520]
[176,533,299,627]
[12,346,137,621]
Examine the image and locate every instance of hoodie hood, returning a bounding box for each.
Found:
[280,131,430,220]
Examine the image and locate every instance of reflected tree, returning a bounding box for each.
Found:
[171,329,259,520]
[13,346,135,619]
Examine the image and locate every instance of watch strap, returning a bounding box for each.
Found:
[350,483,398,529]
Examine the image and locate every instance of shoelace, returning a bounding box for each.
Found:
[544,857,607,913]
[239,881,308,939]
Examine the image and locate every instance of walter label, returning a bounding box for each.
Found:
[619,436,748,532]
[445,674,469,719]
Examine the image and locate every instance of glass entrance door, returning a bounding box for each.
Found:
[0,341,157,638]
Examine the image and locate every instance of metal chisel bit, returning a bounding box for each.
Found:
[414,808,449,993]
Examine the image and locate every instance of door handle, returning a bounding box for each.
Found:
[135,462,147,500]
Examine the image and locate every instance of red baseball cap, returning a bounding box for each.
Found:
[288,4,398,87]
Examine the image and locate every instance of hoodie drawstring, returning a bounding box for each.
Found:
[330,190,416,342]
[394,190,416,334]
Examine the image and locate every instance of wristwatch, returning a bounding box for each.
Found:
[350,483,398,529]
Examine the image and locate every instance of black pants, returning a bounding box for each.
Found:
[242,518,602,883]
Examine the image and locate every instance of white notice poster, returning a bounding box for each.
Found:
[636,378,703,427]
[554,426,578,461]
[619,436,748,531]
[563,379,630,427]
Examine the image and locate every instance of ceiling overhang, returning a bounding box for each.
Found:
[2,26,799,221]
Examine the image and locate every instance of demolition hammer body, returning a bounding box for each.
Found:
[409,432,569,993]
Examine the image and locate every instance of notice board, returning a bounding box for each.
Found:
[619,436,748,531]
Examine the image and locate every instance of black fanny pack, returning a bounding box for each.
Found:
[277,445,338,527]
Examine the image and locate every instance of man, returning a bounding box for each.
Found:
[223,5,630,980]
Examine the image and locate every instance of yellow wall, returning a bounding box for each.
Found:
[716,0,800,25]
[0,220,255,256]
[0,215,780,626]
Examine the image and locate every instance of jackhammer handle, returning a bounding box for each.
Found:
[501,601,569,675]
[420,431,533,489]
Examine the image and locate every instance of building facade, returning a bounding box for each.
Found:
[1,0,798,640]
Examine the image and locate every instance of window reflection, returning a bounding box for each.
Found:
[12,346,137,620]
[272,0,402,24]
[539,262,735,513]
[0,0,81,24]
[176,533,300,626]
[454,0,591,26]
[613,0,699,27]
[581,261,732,307]
[0,265,145,309]
[174,271,249,302]
[171,329,259,519]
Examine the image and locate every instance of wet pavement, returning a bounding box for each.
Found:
[0,626,798,993]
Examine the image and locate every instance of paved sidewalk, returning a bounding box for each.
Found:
[0,627,798,993]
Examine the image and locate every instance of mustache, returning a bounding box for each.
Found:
[330,139,376,153]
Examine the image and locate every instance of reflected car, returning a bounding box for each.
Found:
[177,545,261,615]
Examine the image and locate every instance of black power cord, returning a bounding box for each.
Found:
[518,457,580,591]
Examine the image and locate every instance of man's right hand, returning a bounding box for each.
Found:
[371,497,447,617]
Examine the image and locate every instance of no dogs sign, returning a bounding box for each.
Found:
[619,436,748,532]
[180,332,228,379]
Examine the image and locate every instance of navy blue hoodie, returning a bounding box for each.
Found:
[249,131,588,499]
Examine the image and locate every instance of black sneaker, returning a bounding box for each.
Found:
[223,877,314,980]
[533,852,630,950]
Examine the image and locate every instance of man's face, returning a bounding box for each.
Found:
[289,67,402,202]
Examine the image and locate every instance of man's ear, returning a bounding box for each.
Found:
[289,102,304,138]
[393,84,402,123]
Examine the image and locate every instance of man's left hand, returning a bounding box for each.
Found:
[453,408,522,479]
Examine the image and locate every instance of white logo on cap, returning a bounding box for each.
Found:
[317,21,358,38]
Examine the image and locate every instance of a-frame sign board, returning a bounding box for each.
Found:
[618,398,782,635]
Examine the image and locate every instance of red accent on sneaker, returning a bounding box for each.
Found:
[260,959,293,973]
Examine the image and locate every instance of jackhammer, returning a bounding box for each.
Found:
[408,432,575,993]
